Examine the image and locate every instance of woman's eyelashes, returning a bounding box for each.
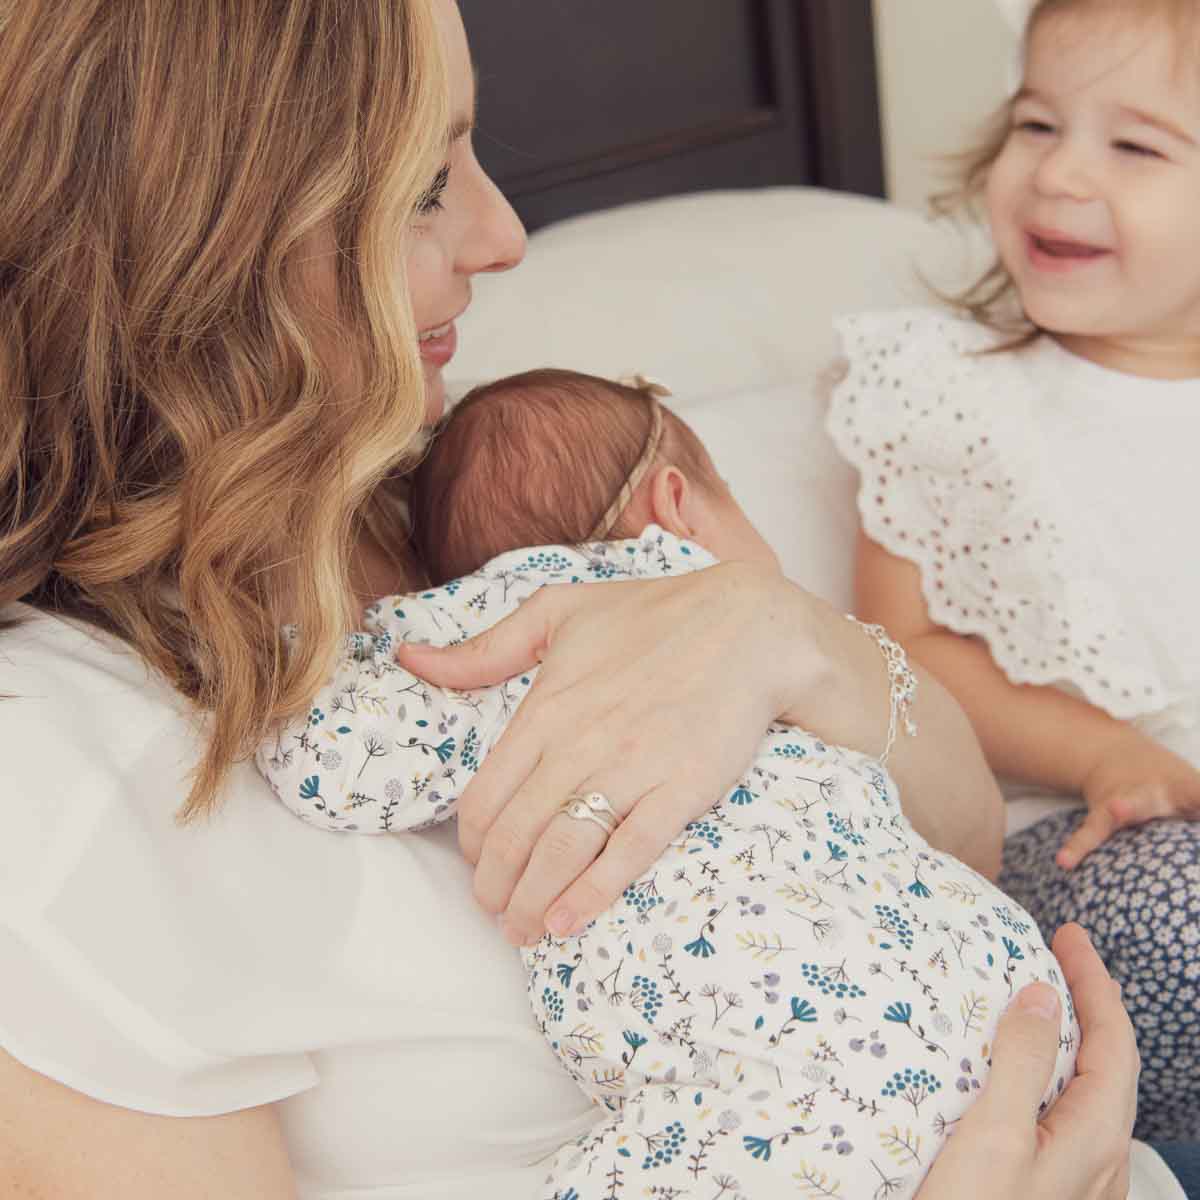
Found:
[416,165,450,216]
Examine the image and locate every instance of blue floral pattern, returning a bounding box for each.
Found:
[1002,806,1200,1141]
[260,526,1077,1198]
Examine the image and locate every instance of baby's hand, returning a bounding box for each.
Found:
[1058,729,1200,868]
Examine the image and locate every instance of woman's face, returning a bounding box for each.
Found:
[409,0,526,421]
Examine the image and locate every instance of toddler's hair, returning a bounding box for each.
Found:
[936,0,1200,340]
[410,368,719,584]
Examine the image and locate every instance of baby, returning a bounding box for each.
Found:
[259,369,1075,1200]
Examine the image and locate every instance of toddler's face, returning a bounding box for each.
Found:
[985,12,1200,355]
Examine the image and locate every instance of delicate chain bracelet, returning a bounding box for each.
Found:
[846,615,918,764]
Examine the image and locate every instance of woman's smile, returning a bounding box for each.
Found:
[418,318,458,369]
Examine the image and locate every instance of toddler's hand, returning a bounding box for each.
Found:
[1058,728,1200,868]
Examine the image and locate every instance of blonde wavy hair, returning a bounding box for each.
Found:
[0,1,449,817]
[937,0,1200,342]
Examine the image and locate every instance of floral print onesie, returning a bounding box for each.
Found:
[258,525,1076,1200]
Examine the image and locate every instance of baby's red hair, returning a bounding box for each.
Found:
[410,368,718,584]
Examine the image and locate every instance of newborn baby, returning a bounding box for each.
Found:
[259,369,1076,1199]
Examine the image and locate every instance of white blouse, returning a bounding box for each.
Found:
[0,604,1184,1200]
[0,606,597,1199]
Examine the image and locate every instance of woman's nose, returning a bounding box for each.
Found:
[460,169,527,276]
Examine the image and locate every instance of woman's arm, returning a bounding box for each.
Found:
[770,576,1004,878]
[856,530,1200,866]
[0,1049,296,1199]
[400,558,1004,945]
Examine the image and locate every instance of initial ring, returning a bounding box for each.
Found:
[560,790,619,836]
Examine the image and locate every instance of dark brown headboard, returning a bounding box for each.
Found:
[459,0,885,232]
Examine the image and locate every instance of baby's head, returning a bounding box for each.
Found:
[949,0,1200,368]
[410,368,779,584]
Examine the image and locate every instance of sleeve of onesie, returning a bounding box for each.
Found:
[257,531,716,835]
[256,582,519,834]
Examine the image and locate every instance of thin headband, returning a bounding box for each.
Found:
[588,375,671,541]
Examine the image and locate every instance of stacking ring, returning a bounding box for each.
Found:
[559,790,620,837]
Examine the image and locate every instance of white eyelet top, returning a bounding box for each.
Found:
[827,307,1200,766]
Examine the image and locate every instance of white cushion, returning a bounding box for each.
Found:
[453,187,982,609]
[455,186,966,397]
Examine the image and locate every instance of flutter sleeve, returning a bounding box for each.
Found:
[1,611,321,1117]
[826,307,1173,721]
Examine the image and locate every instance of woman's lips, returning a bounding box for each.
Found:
[418,319,458,368]
[1025,230,1112,273]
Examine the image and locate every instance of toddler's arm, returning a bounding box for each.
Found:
[257,592,507,834]
[856,530,1200,866]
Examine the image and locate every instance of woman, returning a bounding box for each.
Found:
[0,2,1161,1197]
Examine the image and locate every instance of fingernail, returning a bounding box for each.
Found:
[546,907,574,937]
[1016,982,1061,1022]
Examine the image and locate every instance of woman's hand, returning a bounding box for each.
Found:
[399,563,1001,943]
[916,923,1137,1200]
[399,562,812,943]
[1061,727,1200,869]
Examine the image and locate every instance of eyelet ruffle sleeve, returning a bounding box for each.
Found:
[827,308,1172,721]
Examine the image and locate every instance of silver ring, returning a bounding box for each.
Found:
[560,790,619,836]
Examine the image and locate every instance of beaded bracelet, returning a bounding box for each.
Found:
[846,615,918,763]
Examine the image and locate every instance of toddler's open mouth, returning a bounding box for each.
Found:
[1026,230,1112,266]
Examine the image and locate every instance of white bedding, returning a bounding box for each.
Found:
[451,186,1077,838]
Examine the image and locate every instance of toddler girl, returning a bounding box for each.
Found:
[259,369,1073,1199]
[827,0,1200,1141]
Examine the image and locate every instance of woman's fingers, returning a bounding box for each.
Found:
[921,926,1137,1200]
[500,775,723,944]
[543,780,707,936]
[414,565,795,935]
[478,746,691,942]
[917,983,1060,1199]
[1049,924,1139,1106]
[468,751,585,921]
[1036,925,1138,1199]
[969,982,1063,1131]
[501,782,657,950]
[499,798,617,943]
[463,703,649,922]
[455,687,565,868]
[1050,923,1112,1002]
[396,586,563,690]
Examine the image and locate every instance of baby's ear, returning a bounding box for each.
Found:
[646,465,695,539]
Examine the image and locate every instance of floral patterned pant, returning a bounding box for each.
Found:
[528,728,1075,1200]
[1001,808,1200,1142]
